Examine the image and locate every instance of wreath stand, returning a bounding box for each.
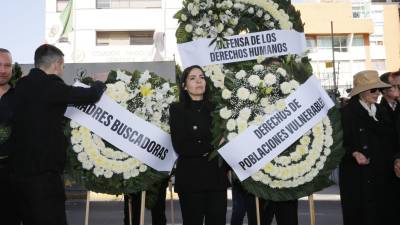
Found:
[254,195,316,225]
[84,191,147,225]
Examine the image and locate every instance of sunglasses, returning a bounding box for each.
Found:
[369,88,380,93]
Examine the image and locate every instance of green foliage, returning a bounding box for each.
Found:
[0,125,11,145]
[10,62,22,87]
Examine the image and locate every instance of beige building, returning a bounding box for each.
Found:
[294,0,400,94]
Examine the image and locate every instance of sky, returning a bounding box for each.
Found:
[0,1,45,64]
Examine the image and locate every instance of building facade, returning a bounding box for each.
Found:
[45,0,400,95]
[294,0,400,94]
[45,0,181,63]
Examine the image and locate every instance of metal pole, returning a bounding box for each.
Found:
[330,21,337,91]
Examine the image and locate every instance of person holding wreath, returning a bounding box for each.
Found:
[169,65,228,225]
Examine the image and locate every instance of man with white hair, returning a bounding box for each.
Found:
[0,48,19,225]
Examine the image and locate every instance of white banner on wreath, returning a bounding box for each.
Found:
[65,82,177,172]
[218,76,334,181]
[178,29,306,68]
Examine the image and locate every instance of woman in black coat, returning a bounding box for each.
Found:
[169,65,228,225]
[340,70,392,225]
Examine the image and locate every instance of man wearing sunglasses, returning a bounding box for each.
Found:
[378,71,400,224]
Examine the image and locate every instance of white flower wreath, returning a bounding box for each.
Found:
[69,70,177,180]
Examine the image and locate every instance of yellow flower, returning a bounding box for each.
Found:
[263,163,273,173]
[140,84,153,97]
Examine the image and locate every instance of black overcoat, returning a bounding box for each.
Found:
[169,101,227,193]
[340,98,392,225]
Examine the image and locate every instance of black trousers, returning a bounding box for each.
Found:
[230,181,267,225]
[0,166,20,225]
[124,180,168,225]
[264,200,298,225]
[178,191,227,225]
[14,173,67,225]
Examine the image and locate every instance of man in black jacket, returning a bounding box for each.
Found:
[379,71,400,224]
[11,44,106,225]
[0,48,19,225]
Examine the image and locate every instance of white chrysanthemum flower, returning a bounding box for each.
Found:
[300,136,311,146]
[195,27,203,36]
[72,144,83,153]
[116,70,132,83]
[264,104,275,114]
[289,80,300,90]
[226,119,236,131]
[139,164,147,172]
[219,107,232,119]
[227,132,238,141]
[82,161,93,170]
[237,119,248,133]
[256,9,263,17]
[104,170,113,178]
[264,73,277,85]
[256,55,266,64]
[70,121,79,128]
[123,172,131,180]
[229,17,239,26]
[280,82,291,94]
[185,24,193,33]
[93,167,104,177]
[217,23,224,33]
[77,152,88,163]
[222,89,232,99]
[226,28,234,36]
[237,87,250,100]
[260,98,269,107]
[235,70,247,79]
[139,71,151,84]
[248,75,261,87]
[324,136,333,147]
[131,169,140,177]
[254,115,264,125]
[276,68,287,76]
[249,93,257,101]
[181,14,187,21]
[248,7,254,14]
[264,14,271,21]
[253,64,264,72]
[251,171,263,181]
[239,107,252,120]
[275,99,286,111]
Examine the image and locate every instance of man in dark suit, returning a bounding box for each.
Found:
[11,44,106,225]
[379,71,400,225]
[0,48,20,225]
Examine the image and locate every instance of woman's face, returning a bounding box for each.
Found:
[184,68,206,100]
[359,88,380,105]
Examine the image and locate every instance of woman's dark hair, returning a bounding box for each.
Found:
[178,65,212,109]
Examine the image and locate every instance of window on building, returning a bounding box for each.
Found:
[96,0,161,9]
[96,31,154,46]
[306,37,316,48]
[56,0,69,12]
[352,35,364,46]
[352,1,371,18]
[317,36,349,52]
[371,59,386,71]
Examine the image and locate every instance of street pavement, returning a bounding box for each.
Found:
[65,185,342,225]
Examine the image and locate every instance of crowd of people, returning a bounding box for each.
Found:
[1,44,400,225]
